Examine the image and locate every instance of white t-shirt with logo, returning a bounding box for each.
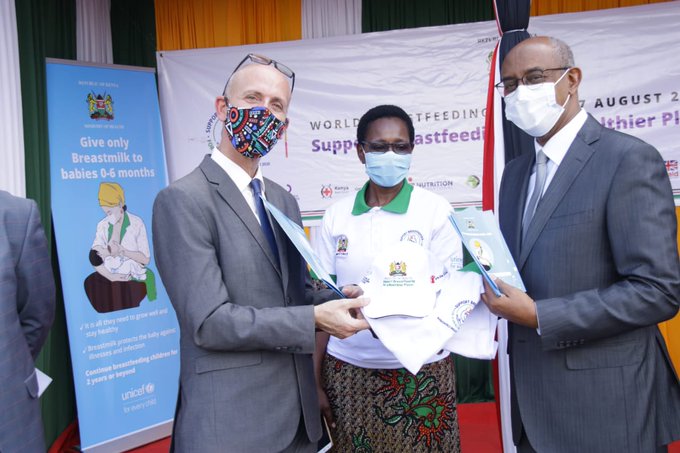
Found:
[315,181,463,369]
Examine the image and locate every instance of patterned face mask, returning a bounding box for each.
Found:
[224,100,288,158]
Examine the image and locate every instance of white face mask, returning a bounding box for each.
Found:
[105,207,122,225]
[504,70,570,137]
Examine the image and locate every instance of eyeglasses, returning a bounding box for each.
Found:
[361,141,414,155]
[495,67,570,97]
[222,53,296,95]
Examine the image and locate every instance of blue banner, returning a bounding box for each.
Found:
[47,60,179,452]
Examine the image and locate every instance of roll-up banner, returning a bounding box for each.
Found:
[157,2,680,221]
[47,59,179,452]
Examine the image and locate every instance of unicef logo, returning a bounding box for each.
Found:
[121,382,155,401]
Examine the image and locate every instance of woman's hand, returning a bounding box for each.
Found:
[317,385,335,429]
[108,240,122,256]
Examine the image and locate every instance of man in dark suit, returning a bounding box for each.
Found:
[153,54,370,452]
[482,36,680,452]
[0,190,55,453]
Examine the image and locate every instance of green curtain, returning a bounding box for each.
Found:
[16,0,75,243]
[15,0,78,448]
[362,0,494,33]
[110,0,157,68]
[453,355,495,403]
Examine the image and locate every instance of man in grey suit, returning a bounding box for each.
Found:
[482,37,680,452]
[0,190,55,453]
[153,54,370,452]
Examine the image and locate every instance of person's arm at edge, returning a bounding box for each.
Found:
[17,200,56,360]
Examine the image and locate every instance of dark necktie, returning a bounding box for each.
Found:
[250,179,279,263]
[522,150,548,241]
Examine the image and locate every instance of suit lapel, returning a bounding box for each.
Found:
[200,156,282,276]
[518,115,600,268]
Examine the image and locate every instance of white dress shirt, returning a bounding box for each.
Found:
[211,148,265,224]
[524,109,588,213]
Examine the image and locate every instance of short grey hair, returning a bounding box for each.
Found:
[548,36,575,67]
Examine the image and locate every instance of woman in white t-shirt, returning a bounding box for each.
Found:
[314,105,463,452]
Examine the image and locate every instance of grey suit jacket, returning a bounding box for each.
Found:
[499,115,680,452]
[0,191,55,453]
[153,156,332,452]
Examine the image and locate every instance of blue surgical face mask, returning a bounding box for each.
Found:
[364,151,412,188]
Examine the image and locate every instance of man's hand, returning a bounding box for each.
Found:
[341,285,364,319]
[314,297,370,339]
[480,278,539,329]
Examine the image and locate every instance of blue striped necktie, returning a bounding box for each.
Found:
[250,179,279,263]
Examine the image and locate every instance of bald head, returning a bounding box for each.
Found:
[221,63,292,121]
[505,36,574,70]
[226,63,292,96]
[226,64,291,110]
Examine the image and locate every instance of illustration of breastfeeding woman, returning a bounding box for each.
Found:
[84,182,156,313]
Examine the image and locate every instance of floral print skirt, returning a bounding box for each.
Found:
[322,354,460,453]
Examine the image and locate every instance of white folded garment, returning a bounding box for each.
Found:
[437,272,498,360]
[365,314,451,374]
[442,299,498,360]
[362,245,494,374]
[361,241,446,319]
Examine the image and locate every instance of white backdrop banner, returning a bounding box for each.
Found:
[157,2,680,224]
